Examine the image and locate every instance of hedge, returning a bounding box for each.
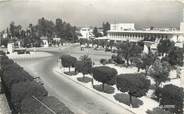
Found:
[0,55,73,114]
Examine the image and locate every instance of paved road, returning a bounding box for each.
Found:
[14,45,133,114]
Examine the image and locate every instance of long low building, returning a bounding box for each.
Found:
[107,23,184,43]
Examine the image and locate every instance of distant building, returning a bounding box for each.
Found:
[7,42,14,53]
[107,23,184,44]
[40,36,49,47]
[53,37,61,42]
[79,27,94,39]
[110,23,135,31]
[2,32,8,39]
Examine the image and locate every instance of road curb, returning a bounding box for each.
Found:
[54,68,136,114]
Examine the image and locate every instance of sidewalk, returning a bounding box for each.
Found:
[180,67,184,88]
[7,44,77,60]
[7,52,53,60]
[54,67,159,114]
[0,94,11,114]
[0,80,11,114]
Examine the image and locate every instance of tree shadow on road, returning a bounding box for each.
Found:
[93,84,115,94]
[77,77,92,83]
[113,93,143,108]
[64,71,77,76]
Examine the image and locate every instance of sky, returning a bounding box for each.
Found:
[0,0,183,30]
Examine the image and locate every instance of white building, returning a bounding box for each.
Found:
[79,27,94,39]
[40,36,49,47]
[53,37,61,42]
[2,32,8,39]
[107,23,184,44]
[7,42,14,54]
[110,23,135,31]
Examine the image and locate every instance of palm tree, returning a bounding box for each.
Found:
[79,55,92,80]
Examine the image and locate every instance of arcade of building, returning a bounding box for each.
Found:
[107,23,184,44]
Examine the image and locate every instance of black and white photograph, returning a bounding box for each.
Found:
[0,0,184,114]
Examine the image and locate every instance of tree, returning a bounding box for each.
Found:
[98,39,107,48]
[102,22,110,36]
[157,39,174,56]
[11,81,48,112]
[79,55,92,78]
[141,52,157,76]
[74,61,83,73]
[131,57,144,72]
[75,55,92,80]
[2,17,80,47]
[116,74,150,106]
[93,27,102,38]
[100,58,108,65]
[61,55,77,72]
[117,41,142,66]
[92,66,117,91]
[26,23,41,47]
[167,46,183,66]
[117,41,131,66]
[9,21,16,37]
[93,27,99,38]
[159,84,184,114]
[55,18,64,38]
[111,54,125,64]
[107,40,115,50]
[148,59,170,88]
[9,22,22,39]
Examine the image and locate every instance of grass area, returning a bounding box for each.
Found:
[77,77,92,83]
[113,93,143,108]
[149,84,156,90]
[93,84,115,94]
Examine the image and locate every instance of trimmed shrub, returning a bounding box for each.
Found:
[148,59,170,89]
[61,55,77,72]
[168,47,183,66]
[159,84,184,114]
[100,59,108,65]
[111,55,125,64]
[92,66,117,91]
[116,73,150,106]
